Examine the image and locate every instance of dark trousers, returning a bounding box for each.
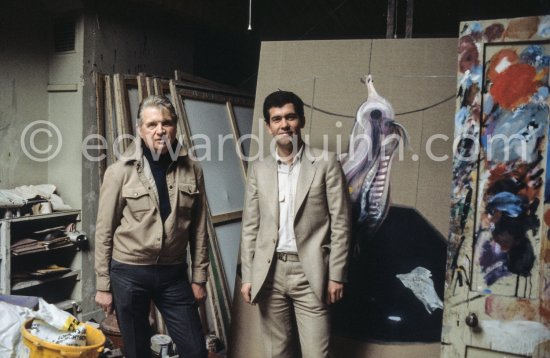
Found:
[110,260,207,358]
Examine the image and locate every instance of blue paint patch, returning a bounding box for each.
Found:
[470,64,483,82]
[455,106,469,129]
[483,94,494,115]
[470,22,483,34]
[487,103,549,163]
[521,45,550,69]
[487,192,524,217]
[520,45,543,65]
[538,55,550,67]
[537,86,548,100]
[479,240,510,285]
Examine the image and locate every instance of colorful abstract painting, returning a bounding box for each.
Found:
[443,16,550,358]
[473,43,549,291]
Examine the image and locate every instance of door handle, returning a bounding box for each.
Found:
[465,313,479,328]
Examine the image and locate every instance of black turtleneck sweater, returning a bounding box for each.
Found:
[142,142,175,222]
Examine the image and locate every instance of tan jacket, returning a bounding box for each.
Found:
[94,141,209,291]
[241,145,351,302]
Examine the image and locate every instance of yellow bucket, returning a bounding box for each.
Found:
[21,319,105,358]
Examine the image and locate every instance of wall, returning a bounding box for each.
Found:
[47,10,85,210]
[229,38,456,357]
[0,0,50,189]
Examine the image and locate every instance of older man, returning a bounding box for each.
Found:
[95,95,208,358]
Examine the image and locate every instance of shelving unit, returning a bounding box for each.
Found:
[0,210,82,310]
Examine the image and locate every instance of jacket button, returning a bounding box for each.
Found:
[133,193,138,196]
[267,259,271,263]
[272,239,276,243]
[169,185,173,189]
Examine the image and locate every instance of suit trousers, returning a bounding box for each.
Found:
[110,260,207,358]
[257,257,330,358]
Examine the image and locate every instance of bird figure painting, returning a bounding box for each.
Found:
[341,75,409,247]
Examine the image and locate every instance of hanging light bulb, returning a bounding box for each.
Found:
[248,0,252,30]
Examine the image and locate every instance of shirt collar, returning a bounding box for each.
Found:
[276,144,304,166]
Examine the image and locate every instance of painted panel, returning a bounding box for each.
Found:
[128,86,139,131]
[233,105,254,158]
[215,221,242,297]
[443,16,550,358]
[333,78,447,343]
[183,99,246,216]
[471,42,550,298]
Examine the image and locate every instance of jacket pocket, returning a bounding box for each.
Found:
[122,187,152,221]
[178,182,199,209]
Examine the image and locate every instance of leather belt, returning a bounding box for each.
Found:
[276,252,300,262]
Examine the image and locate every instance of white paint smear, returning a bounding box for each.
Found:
[495,57,512,74]
[481,320,550,355]
[396,266,443,314]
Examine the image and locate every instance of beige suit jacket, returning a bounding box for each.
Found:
[241,145,351,302]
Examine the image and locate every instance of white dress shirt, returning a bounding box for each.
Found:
[276,146,304,253]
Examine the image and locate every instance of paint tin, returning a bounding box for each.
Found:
[99,314,124,352]
[150,334,174,358]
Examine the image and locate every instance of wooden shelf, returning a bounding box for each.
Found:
[1,210,80,223]
[55,299,79,311]
[11,270,81,291]
[11,242,76,257]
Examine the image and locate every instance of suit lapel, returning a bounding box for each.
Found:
[294,147,317,219]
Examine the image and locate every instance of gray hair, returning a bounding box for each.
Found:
[137,95,178,126]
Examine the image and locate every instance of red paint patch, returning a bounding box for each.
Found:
[490,64,537,110]
[487,49,519,83]
[540,305,550,325]
[544,209,550,228]
[458,35,479,73]
[484,23,505,42]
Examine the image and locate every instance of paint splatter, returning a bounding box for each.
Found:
[484,103,548,163]
[520,45,544,65]
[490,64,538,110]
[485,296,537,320]
[484,23,505,42]
[469,22,483,41]
[480,320,550,355]
[504,17,540,40]
[538,15,550,38]
[458,35,479,73]
[487,49,519,82]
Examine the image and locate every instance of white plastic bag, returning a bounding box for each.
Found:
[0,302,33,357]
[29,320,86,346]
[33,300,80,332]
[0,298,82,357]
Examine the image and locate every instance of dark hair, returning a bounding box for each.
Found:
[137,95,178,126]
[263,91,305,124]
